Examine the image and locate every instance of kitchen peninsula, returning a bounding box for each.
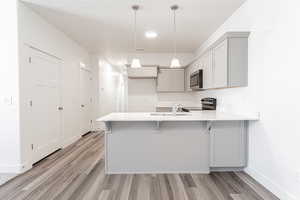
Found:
[97,111,259,174]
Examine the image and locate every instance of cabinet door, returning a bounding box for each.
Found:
[185,66,192,92]
[213,40,228,88]
[202,50,213,89]
[157,69,185,92]
[210,121,246,167]
[228,38,248,87]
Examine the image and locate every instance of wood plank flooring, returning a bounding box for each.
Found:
[0,132,279,200]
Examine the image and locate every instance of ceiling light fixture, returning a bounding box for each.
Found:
[145,31,158,39]
[170,5,181,68]
[131,5,142,68]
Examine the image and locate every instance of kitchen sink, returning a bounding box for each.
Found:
[150,112,190,116]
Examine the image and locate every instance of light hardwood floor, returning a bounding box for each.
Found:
[0,132,279,200]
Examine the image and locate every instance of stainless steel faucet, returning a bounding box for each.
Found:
[172,104,183,115]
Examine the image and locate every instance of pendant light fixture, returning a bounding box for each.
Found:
[170,5,181,68]
[131,5,142,68]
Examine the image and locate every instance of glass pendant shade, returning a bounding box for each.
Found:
[170,58,181,68]
[131,58,142,68]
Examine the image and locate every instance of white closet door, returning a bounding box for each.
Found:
[29,49,62,163]
[80,68,92,134]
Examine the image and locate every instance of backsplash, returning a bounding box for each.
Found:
[192,87,260,117]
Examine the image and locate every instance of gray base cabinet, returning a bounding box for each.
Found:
[210,121,247,167]
[106,121,210,173]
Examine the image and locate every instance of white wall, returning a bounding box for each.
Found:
[128,79,157,112]
[0,1,22,183]
[17,2,92,172]
[192,0,300,199]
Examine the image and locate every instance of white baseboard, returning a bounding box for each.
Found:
[0,161,32,185]
[0,173,17,185]
[245,167,298,200]
[0,164,24,173]
[0,163,26,185]
[62,135,81,148]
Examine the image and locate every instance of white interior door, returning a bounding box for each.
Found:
[80,68,92,134]
[28,49,62,163]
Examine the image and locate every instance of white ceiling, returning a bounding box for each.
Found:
[22,0,246,54]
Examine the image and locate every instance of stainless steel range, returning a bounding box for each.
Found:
[201,98,217,110]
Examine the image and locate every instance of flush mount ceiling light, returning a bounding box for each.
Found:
[170,5,181,68]
[131,5,142,68]
[145,31,158,39]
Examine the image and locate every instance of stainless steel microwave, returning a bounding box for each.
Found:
[190,69,203,90]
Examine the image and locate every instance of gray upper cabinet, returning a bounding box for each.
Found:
[127,66,158,79]
[202,50,214,89]
[185,32,249,91]
[212,32,249,88]
[210,121,247,167]
[157,68,185,92]
[213,40,228,88]
[185,65,192,91]
[227,37,248,87]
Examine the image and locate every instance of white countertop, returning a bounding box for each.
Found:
[96,111,260,122]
